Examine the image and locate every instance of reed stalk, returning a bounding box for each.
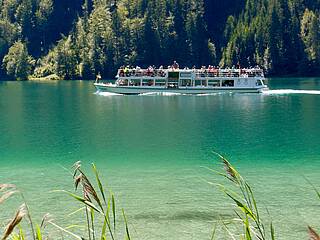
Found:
[210,152,274,240]
[0,158,318,239]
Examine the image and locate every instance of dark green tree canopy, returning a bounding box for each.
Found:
[0,0,320,80]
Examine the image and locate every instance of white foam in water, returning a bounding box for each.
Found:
[95,91,123,96]
[262,89,320,95]
[139,92,182,96]
[95,89,320,96]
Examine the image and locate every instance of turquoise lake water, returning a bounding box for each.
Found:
[0,78,319,239]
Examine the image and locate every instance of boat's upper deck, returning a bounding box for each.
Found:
[117,67,264,79]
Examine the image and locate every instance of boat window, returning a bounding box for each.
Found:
[195,80,206,86]
[155,79,166,86]
[129,79,141,86]
[168,72,179,79]
[180,72,192,78]
[117,79,129,86]
[256,80,263,86]
[180,79,192,87]
[208,80,220,87]
[142,79,154,86]
[222,80,234,87]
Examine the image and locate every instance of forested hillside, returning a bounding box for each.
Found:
[0,0,319,80]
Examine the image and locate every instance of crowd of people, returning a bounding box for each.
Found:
[117,62,264,78]
[118,65,166,77]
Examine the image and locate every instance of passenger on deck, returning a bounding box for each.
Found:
[172,61,179,69]
[96,72,102,82]
[124,66,129,76]
[119,67,124,77]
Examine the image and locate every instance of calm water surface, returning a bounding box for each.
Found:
[0,78,320,239]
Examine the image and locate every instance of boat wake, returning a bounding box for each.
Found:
[139,92,182,96]
[95,91,123,96]
[262,89,320,95]
[139,92,228,96]
[95,89,320,97]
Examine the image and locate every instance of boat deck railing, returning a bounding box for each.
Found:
[194,69,264,78]
[118,69,166,78]
[117,68,264,78]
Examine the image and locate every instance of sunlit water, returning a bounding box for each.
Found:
[0,78,319,239]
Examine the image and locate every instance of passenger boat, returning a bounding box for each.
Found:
[94,66,268,95]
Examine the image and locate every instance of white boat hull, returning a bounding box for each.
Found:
[94,83,268,95]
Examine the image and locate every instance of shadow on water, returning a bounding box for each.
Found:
[134,210,233,221]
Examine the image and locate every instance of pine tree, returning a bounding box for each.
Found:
[301,9,320,64]
[2,41,33,80]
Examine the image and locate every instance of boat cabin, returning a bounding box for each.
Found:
[113,67,265,89]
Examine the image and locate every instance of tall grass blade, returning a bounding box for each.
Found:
[210,223,217,240]
[220,219,236,240]
[270,223,275,240]
[0,191,17,204]
[19,226,25,240]
[2,204,27,240]
[90,208,96,240]
[48,221,82,240]
[245,183,259,221]
[22,200,36,240]
[40,213,51,228]
[35,224,42,240]
[92,164,107,206]
[0,184,15,192]
[100,217,107,240]
[80,173,103,210]
[106,198,111,226]
[213,152,240,184]
[62,190,102,214]
[244,216,252,240]
[85,206,92,240]
[103,215,115,240]
[122,209,131,240]
[304,178,320,201]
[68,207,86,216]
[112,194,116,232]
[308,226,320,240]
[225,192,255,220]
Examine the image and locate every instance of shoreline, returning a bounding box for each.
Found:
[1,76,320,82]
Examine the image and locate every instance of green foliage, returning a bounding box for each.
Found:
[54,36,78,80]
[1,0,320,80]
[301,9,320,63]
[2,40,33,80]
[220,0,320,75]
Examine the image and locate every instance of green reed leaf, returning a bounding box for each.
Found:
[270,223,275,240]
[92,163,107,207]
[35,224,42,240]
[61,190,102,214]
[103,214,115,240]
[225,192,256,221]
[244,215,252,240]
[111,194,116,232]
[210,223,217,240]
[101,216,107,240]
[122,209,131,240]
[19,226,25,240]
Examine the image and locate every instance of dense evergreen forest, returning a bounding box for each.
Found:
[0,0,319,80]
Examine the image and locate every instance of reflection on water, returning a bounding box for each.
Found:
[0,78,319,240]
